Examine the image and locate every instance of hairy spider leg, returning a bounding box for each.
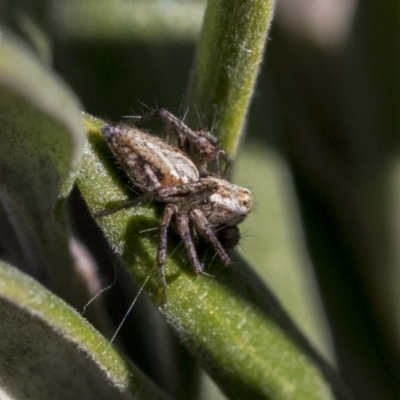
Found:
[96,179,216,217]
[189,209,231,266]
[156,204,176,304]
[96,178,231,303]
[136,108,232,177]
[156,205,205,294]
[193,128,232,178]
[154,180,219,202]
[175,212,204,275]
[94,198,143,217]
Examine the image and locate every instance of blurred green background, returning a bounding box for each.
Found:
[1,0,399,399]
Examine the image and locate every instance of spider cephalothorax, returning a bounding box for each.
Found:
[97,109,252,301]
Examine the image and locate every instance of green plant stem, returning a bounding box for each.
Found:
[186,0,274,156]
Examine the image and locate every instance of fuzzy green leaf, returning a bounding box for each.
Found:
[0,31,86,304]
[0,260,171,400]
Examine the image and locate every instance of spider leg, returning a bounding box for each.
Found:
[218,149,232,178]
[94,198,142,217]
[189,209,231,266]
[95,192,154,218]
[157,204,177,304]
[135,109,231,175]
[179,128,232,178]
[175,212,203,275]
[153,179,218,203]
[134,108,191,150]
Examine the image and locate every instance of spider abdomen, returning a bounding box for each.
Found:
[103,124,199,192]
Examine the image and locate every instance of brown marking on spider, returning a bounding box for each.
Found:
[96,111,252,304]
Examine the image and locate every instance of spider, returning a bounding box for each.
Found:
[97,109,252,302]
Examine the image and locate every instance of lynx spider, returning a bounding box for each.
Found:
[97,108,252,302]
